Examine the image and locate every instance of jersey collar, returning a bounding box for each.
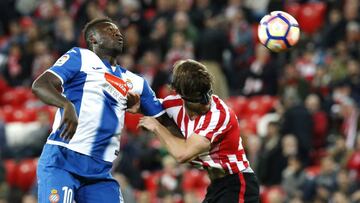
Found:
[101,59,125,78]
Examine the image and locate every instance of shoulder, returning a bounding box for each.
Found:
[208,95,236,121]
[163,94,183,109]
[122,69,141,80]
[65,47,105,61]
[52,47,84,67]
[122,69,145,88]
[164,94,182,101]
[56,47,84,60]
[210,95,239,125]
[75,47,99,58]
[66,47,84,56]
[211,95,228,113]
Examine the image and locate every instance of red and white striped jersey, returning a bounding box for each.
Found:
[162,94,252,174]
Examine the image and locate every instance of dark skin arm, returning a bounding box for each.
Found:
[32,72,142,141]
[32,72,78,140]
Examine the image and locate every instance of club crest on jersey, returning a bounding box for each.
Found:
[126,79,133,89]
[54,54,70,66]
[103,72,129,101]
[49,189,60,203]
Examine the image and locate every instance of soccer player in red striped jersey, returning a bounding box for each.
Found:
[138,59,260,203]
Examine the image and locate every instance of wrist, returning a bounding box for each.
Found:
[62,100,73,108]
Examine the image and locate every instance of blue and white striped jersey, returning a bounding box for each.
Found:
[45,47,164,162]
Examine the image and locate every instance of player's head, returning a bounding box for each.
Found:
[83,17,123,54]
[172,59,213,117]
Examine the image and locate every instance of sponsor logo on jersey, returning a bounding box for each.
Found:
[126,79,133,89]
[104,73,129,96]
[103,73,129,101]
[92,67,103,70]
[49,189,60,203]
[54,54,70,66]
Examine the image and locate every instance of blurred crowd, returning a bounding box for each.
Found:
[0,0,359,202]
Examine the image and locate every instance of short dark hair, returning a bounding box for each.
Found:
[172,59,213,98]
[82,17,114,49]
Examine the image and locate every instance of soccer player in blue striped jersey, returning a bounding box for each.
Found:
[32,17,178,203]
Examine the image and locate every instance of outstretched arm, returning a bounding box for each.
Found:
[32,72,78,140]
[128,78,184,138]
[138,116,210,163]
[125,92,183,138]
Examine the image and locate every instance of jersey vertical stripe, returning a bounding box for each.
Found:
[238,173,246,203]
[209,97,228,143]
[163,94,252,174]
[177,106,184,134]
[184,114,190,138]
[44,47,164,162]
[193,116,201,131]
[195,111,212,138]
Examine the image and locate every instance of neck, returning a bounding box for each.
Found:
[92,48,118,66]
[98,53,117,66]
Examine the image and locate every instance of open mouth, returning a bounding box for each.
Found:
[116,36,123,43]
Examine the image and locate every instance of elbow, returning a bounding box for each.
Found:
[31,79,41,96]
[31,81,38,95]
[31,75,51,96]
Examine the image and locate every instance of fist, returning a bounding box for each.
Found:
[138,116,160,132]
[126,92,140,113]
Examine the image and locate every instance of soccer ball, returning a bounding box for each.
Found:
[258,11,300,52]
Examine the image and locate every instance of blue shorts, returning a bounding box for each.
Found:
[37,144,123,203]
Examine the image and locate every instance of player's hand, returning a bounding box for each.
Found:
[59,101,78,141]
[138,116,160,132]
[126,92,140,113]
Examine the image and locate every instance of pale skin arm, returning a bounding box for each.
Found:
[138,116,211,163]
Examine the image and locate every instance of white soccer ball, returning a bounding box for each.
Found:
[258,11,300,52]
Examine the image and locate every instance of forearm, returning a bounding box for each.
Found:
[139,116,209,163]
[153,124,190,163]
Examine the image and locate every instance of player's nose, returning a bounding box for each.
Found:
[114,32,123,41]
